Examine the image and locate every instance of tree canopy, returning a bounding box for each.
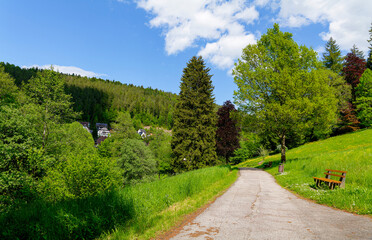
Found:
[216,100,240,163]
[233,24,340,163]
[171,56,217,172]
[355,69,372,127]
[322,37,343,75]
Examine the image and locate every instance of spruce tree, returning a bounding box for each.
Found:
[367,22,372,70]
[350,44,365,59]
[322,37,343,74]
[171,56,217,172]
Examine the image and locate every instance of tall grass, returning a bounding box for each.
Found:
[237,129,372,215]
[0,166,238,240]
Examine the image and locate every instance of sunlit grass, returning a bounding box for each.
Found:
[0,166,238,240]
[237,129,372,215]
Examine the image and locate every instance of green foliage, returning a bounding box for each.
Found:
[0,67,18,104]
[111,111,138,139]
[0,104,43,206]
[1,166,237,240]
[0,62,177,129]
[148,128,173,175]
[39,154,120,201]
[233,24,340,162]
[24,68,78,148]
[355,69,372,127]
[350,44,365,59]
[322,37,344,74]
[118,139,157,185]
[230,133,260,164]
[98,112,139,159]
[46,122,96,161]
[171,56,217,172]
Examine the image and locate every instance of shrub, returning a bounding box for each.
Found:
[118,139,157,185]
[39,154,121,201]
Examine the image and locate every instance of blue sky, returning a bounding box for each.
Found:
[1,0,371,105]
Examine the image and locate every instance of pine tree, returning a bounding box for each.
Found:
[366,22,372,70]
[216,100,240,163]
[350,44,365,59]
[171,56,217,172]
[322,37,343,74]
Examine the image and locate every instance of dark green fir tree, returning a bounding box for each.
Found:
[171,56,217,172]
[322,37,343,74]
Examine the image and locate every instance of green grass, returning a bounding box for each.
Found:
[0,166,238,240]
[237,129,372,215]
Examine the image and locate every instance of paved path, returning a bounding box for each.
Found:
[170,168,372,240]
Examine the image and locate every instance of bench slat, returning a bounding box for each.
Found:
[324,172,345,178]
[313,177,341,184]
[325,169,347,173]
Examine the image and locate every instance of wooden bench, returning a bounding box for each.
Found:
[313,169,347,189]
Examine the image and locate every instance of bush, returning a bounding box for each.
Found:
[230,133,260,164]
[39,154,121,201]
[118,139,157,185]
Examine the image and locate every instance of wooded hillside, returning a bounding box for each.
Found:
[1,62,177,129]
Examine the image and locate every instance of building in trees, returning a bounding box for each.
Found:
[171,56,217,172]
[216,100,240,163]
[233,24,340,163]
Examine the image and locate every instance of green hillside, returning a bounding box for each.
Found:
[1,62,177,128]
[237,129,372,215]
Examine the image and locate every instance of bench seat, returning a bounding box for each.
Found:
[313,169,347,189]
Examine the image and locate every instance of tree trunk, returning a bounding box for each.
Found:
[281,134,286,163]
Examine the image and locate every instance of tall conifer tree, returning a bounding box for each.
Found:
[366,22,372,70]
[350,44,365,59]
[322,37,343,74]
[171,56,217,172]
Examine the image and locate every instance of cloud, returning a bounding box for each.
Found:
[22,65,105,78]
[136,0,259,69]
[274,0,372,53]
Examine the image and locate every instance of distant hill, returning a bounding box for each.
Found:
[1,62,177,129]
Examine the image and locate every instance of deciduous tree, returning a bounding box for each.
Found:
[24,68,78,148]
[355,69,372,127]
[171,56,217,172]
[233,24,340,163]
[216,100,240,163]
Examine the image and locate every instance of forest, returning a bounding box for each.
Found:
[0,62,177,130]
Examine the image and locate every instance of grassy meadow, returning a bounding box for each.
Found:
[236,129,372,215]
[0,166,238,240]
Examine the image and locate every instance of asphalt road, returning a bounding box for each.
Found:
[170,168,372,240]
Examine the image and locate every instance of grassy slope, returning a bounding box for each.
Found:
[1,166,238,240]
[104,166,238,239]
[237,129,372,215]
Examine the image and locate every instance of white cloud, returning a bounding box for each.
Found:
[136,0,259,69]
[22,65,105,78]
[274,0,372,53]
